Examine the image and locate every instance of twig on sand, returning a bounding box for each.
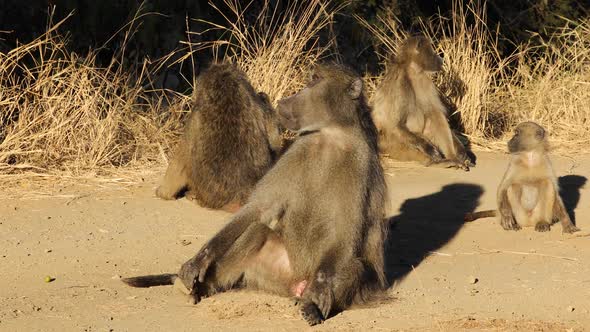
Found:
[480,249,578,261]
[428,249,578,261]
[566,231,590,238]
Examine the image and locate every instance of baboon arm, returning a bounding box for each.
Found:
[498,180,521,231]
[204,207,264,257]
[178,206,266,288]
[423,109,456,159]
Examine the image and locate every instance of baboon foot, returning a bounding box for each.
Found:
[535,221,551,232]
[562,223,580,234]
[300,272,333,325]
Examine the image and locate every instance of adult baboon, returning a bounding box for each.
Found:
[464,122,580,233]
[155,63,282,212]
[122,64,388,326]
[372,35,473,171]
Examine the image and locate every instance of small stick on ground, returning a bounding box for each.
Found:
[481,249,578,262]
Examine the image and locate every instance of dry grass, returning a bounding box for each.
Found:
[0,15,188,183]
[359,0,590,153]
[1,0,589,192]
[186,0,339,104]
[497,19,590,152]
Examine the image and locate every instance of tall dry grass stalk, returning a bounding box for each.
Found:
[360,0,589,152]
[497,19,590,150]
[187,0,339,104]
[0,16,186,176]
[2,0,589,187]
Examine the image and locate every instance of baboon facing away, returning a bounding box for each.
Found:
[156,63,282,212]
[372,35,473,171]
[122,64,388,326]
[464,122,580,234]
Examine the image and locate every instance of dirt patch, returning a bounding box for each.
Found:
[1,152,588,331]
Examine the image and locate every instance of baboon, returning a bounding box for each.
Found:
[372,35,473,171]
[464,122,580,234]
[122,64,388,326]
[155,63,283,212]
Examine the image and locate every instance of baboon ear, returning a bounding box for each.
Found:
[348,78,363,99]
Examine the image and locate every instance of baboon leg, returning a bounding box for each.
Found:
[208,223,279,291]
[552,186,580,234]
[183,222,293,303]
[156,143,190,200]
[242,229,295,296]
[178,206,274,295]
[500,185,521,230]
[507,184,529,226]
[531,180,553,232]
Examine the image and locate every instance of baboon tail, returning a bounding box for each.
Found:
[121,273,178,288]
[464,210,496,222]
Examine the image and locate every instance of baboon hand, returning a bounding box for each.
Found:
[463,158,475,168]
[448,160,470,171]
[300,271,334,326]
[178,248,214,303]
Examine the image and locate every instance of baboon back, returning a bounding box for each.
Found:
[187,64,275,209]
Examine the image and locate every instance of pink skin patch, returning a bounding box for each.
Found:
[222,201,241,213]
[291,280,308,297]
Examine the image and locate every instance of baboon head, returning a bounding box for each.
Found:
[398,35,443,72]
[277,64,364,132]
[507,121,548,153]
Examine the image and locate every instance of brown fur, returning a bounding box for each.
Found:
[155,63,282,211]
[123,64,388,326]
[466,122,579,234]
[372,35,473,171]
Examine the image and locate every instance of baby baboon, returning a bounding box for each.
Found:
[372,35,473,171]
[464,122,580,233]
[155,63,282,212]
[123,64,388,326]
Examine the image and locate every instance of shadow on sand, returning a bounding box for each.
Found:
[385,183,484,284]
[558,175,587,225]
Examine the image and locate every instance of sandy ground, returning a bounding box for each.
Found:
[1,152,589,332]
